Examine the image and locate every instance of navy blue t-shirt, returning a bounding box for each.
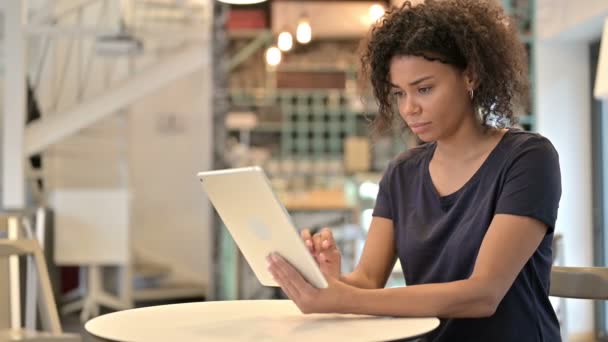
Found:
[373,128,562,341]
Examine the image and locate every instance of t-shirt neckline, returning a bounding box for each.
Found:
[424,128,512,205]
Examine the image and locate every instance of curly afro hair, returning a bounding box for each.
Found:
[360,0,530,137]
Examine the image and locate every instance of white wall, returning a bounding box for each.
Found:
[128,70,212,286]
[537,0,608,41]
[536,42,594,340]
[535,1,607,340]
[44,115,129,189]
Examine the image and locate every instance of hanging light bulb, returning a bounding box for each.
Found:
[296,16,312,44]
[277,31,293,52]
[369,4,385,22]
[265,46,282,66]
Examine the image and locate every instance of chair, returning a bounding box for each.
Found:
[549,266,608,341]
[0,210,80,341]
[550,266,608,300]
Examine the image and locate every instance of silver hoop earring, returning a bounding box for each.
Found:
[469,89,474,100]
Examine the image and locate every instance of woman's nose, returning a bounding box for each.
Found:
[399,96,420,117]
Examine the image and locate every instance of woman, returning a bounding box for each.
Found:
[266,0,562,340]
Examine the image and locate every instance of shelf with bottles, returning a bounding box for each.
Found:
[227,88,406,164]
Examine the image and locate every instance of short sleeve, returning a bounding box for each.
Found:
[495,137,562,232]
[372,162,394,220]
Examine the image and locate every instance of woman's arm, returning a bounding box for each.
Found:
[343,214,548,318]
[269,212,548,318]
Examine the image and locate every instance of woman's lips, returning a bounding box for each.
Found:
[409,122,431,134]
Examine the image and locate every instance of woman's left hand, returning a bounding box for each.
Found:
[267,252,354,314]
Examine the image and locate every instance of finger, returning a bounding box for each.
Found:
[301,229,312,240]
[280,275,300,301]
[320,228,337,251]
[274,268,300,303]
[319,251,337,264]
[319,252,327,263]
[269,265,297,300]
[272,254,321,310]
[312,233,323,253]
[273,254,319,301]
[301,229,314,253]
[272,253,313,293]
[268,255,299,299]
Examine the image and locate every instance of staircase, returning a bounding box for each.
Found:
[1,0,212,318]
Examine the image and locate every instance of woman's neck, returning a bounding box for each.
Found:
[433,120,499,164]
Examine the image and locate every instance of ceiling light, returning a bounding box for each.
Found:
[277,31,293,52]
[296,16,312,44]
[265,46,282,66]
[369,4,385,23]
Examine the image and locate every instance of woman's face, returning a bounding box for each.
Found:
[389,55,474,142]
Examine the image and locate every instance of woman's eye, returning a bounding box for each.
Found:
[418,86,433,94]
[392,90,405,97]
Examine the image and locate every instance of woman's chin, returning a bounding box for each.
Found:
[415,132,435,143]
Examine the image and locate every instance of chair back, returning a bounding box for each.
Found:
[550,266,608,299]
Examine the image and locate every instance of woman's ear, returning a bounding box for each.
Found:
[463,67,478,90]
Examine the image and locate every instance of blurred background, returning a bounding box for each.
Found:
[0,0,607,341]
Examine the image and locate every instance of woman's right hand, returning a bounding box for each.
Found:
[301,227,342,279]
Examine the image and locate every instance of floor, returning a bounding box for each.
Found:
[62,312,102,342]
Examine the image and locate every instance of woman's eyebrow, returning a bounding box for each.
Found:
[409,75,434,86]
[389,76,435,89]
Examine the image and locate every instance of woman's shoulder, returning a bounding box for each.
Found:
[384,142,434,176]
[502,128,558,157]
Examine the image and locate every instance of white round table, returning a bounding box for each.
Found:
[85,300,440,342]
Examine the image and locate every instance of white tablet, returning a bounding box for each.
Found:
[197,166,328,289]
